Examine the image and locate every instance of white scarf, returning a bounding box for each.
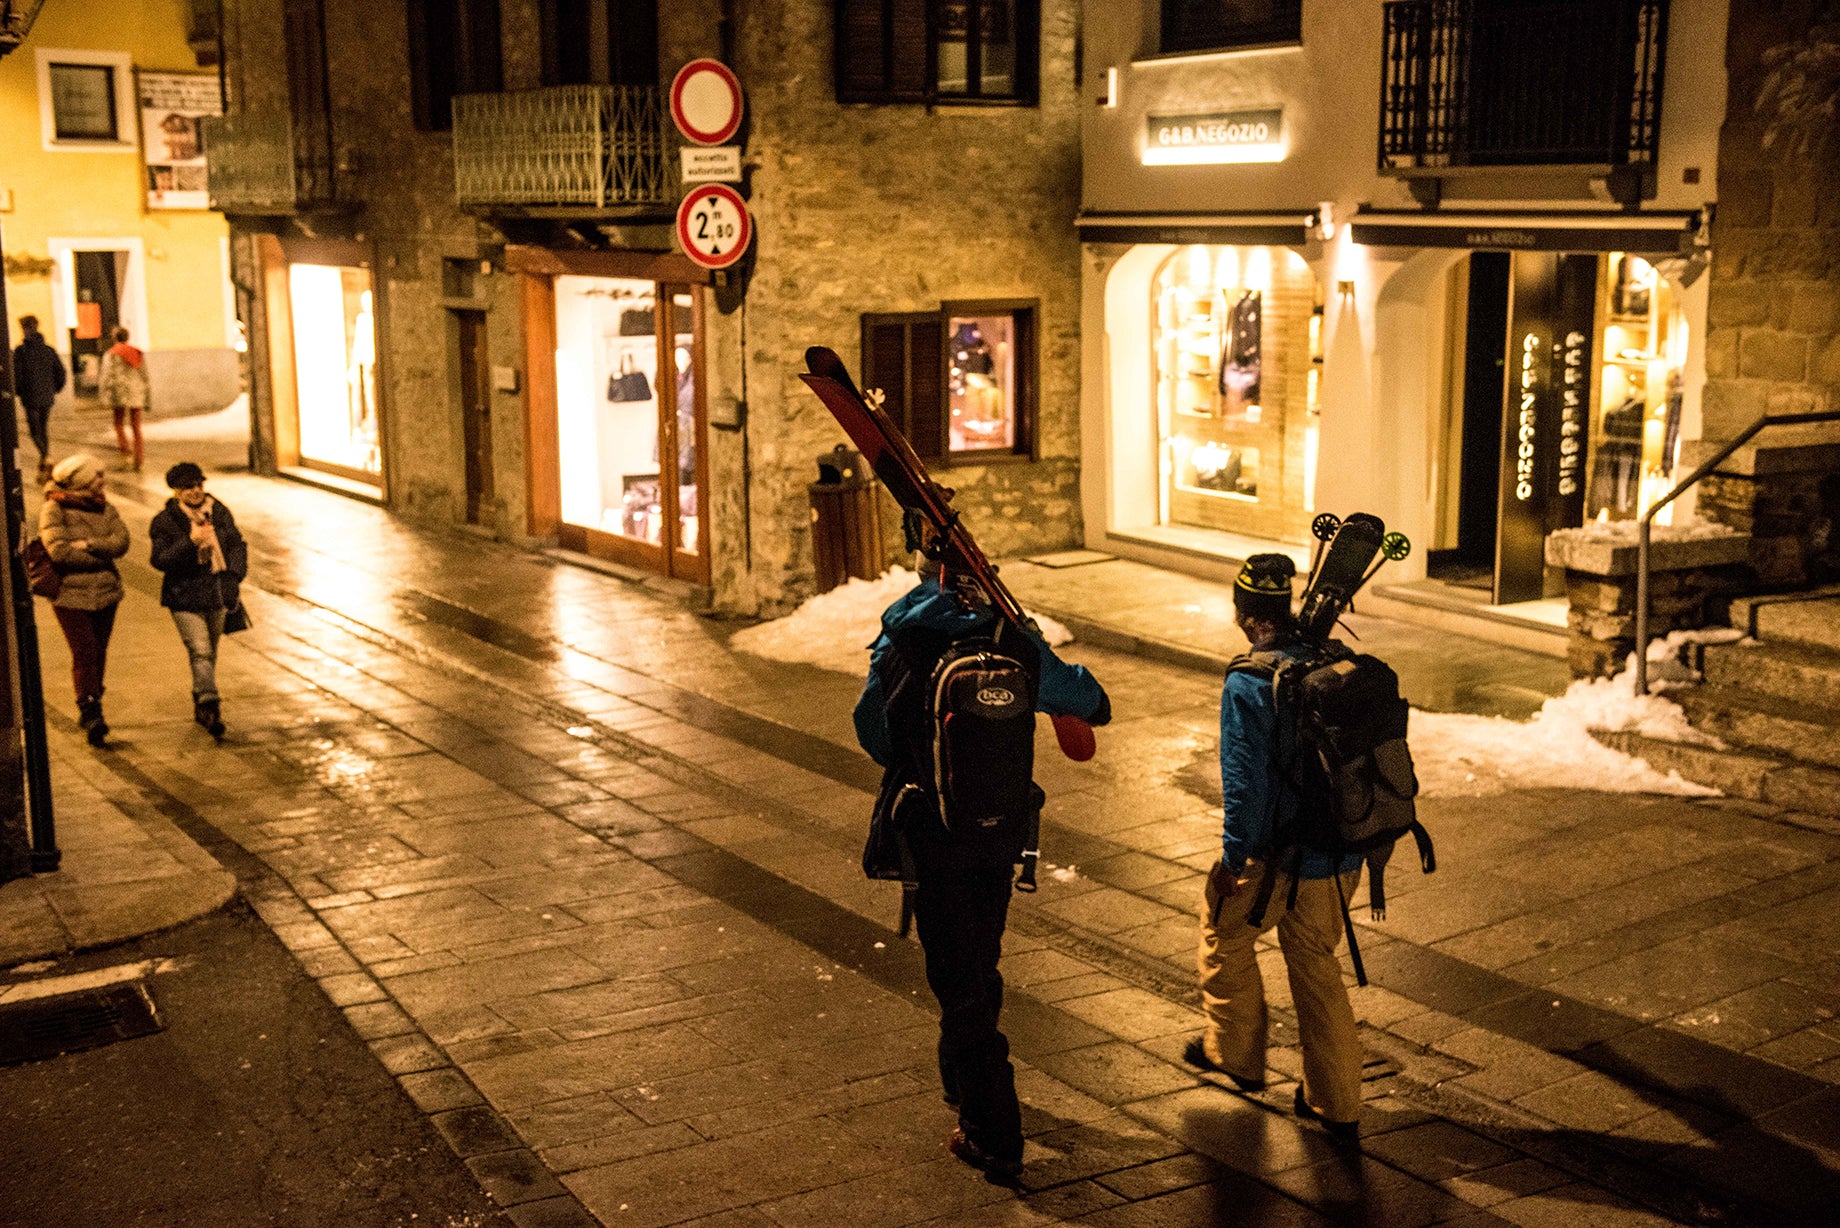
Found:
[182,495,227,574]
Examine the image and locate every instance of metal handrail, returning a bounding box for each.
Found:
[1634,410,1840,694]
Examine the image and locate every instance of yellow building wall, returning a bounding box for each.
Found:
[0,0,235,411]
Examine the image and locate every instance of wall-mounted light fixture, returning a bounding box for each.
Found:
[1100,67,1118,108]
[1312,202,1335,242]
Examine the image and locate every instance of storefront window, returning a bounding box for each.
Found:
[1152,244,1319,542]
[288,263,381,480]
[1589,253,1687,523]
[948,313,1017,453]
[552,275,700,556]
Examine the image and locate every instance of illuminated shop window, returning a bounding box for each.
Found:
[1152,244,1319,543]
[288,264,382,481]
[863,301,1037,463]
[552,276,701,555]
[1588,252,1687,524]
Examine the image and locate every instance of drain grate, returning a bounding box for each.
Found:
[0,981,164,1066]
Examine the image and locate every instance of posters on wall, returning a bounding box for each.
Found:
[137,71,221,210]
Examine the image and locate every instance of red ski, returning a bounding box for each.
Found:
[799,346,1096,762]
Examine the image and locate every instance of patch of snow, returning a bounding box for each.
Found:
[1412,674,1719,800]
[1554,516,1741,546]
[731,566,1072,675]
[1046,864,1080,883]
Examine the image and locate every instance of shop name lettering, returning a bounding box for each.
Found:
[1464,230,1538,249]
[1557,330,1586,497]
[1148,109,1282,149]
[1516,333,1538,501]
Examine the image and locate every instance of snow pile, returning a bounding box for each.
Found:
[1412,673,1719,799]
[1553,516,1742,547]
[732,566,1072,675]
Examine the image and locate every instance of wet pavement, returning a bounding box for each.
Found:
[12,432,1839,1226]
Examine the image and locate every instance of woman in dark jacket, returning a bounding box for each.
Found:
[149,462,247,739]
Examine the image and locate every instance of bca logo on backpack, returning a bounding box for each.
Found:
[933,642,1035,835]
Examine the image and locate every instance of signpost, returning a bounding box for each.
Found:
[676,184,752,270]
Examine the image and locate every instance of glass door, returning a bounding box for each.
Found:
[551,275,706,580]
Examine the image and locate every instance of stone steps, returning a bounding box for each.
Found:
[1730,591,1840,653]
[1702,639,1840,710]
[1594,729,1840,818]
[1675,686,1840,771]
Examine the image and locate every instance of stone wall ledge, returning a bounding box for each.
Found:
[1545,523,1753,577]
[1681,435,1840,477]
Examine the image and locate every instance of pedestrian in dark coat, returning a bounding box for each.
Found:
[12,315,67,483]
[39,454,129,746]
[853,529,1111,1179]
[149,462,247,739]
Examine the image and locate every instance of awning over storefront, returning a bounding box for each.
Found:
[1349,209,1703,254]
[1076,211,1314,246]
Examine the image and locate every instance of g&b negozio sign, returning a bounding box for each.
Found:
[1142,108,1284,164]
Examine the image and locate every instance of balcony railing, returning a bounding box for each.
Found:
[452,85,668,211]
[203,108,343,214]
[1379,0,1668,174]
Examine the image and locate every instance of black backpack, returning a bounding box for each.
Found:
[1230,642,1434,985]
[863,618,1042,901]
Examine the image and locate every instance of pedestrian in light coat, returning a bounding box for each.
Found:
[1186,554,1366,1143]
[12,315,67,483]
[98,326,150,472]
[149,462,246,739]
[39,454,130,746]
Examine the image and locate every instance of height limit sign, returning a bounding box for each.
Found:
[676,184,752,271]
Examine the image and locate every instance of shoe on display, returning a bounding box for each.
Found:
[946,1127,1022,1180]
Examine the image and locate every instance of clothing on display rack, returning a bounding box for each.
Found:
[1218,290,1262,411]
[1589,395,1645,517]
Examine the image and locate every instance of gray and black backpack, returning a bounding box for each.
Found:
[1230,642,1435,985]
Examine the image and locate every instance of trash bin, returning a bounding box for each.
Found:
[809,445,884,593]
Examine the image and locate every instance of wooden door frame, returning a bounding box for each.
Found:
[665,285,710,584]
[521,266,704,579]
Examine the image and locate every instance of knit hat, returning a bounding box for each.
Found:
[50,454,104,490]
[1233,553,1296,622]
[166,461,206,489]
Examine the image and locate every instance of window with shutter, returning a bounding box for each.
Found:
[409,0,504,131]
[863,304,1037,463]
[835,0,1036,104]
[1160,0,1302,55]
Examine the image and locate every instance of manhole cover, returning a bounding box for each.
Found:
[0,981,164,1066]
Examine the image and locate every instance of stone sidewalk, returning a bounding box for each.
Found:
[19,452,1837,1224]
[0,712,233,966]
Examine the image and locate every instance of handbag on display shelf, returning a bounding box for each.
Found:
[619,306,656,337]
[607,354,653,403]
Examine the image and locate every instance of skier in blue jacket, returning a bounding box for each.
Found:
[854,528,1109,1178]
[1187,554,1365,1141]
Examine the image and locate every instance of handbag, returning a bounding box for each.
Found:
[619,306,655,337]
[607,354,652,403]
[224,602,251,634]
[24,538,60,600]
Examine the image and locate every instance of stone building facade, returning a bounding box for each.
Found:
[212,0,1084,613]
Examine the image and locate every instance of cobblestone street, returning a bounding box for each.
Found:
[9,460,1839,1226]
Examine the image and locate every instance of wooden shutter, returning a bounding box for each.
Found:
[835,0,930,103]
[862,313,945,461]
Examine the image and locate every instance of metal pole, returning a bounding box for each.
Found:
[0,219,57,872]
[1634,519,1650,696]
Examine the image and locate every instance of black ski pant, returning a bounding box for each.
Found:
[21,400,51,460]
[912,863,1021,1163]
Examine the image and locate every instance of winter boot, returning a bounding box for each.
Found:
[78,697,109,747]
[194,697,226,740]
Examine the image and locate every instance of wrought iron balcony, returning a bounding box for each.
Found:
[1379,0,1668,198]
[452,85,668,212]
[203,108,346,215]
